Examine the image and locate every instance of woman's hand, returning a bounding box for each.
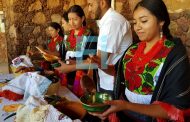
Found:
[102,100,127,117]
[55,60,76,73]
[89,55,115,76]
[88,55,101,68]
[66,59,76,65]
[89,100,127,120]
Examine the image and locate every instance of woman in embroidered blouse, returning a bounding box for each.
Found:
[45,22,64,56]
[89,0,190,121]
[58,5,97,97]
[28,22,64,58]
[65,5,94,53]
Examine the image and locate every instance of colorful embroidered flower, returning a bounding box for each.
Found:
[153,46,172,59]
[123,40,174,95]
[124,54,132,61]
[125,62,143,91]
[142,87,152,94]
[130,48,137,54]
[147,61,158,68]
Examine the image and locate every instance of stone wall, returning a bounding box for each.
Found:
[0,32,7,63]
[3,0,65,64]
[170,10,190,58]
[2,0,190,64]
[2,0,95,64]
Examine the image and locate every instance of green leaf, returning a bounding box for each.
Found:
[145,66,154,72]
[134,88,140,93]
[142,82,150,87]
[158,58,162,62]
[165,40,174,47]
[142,73,154,86]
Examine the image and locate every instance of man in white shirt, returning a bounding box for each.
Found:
[56,0,132,98]
[87,0,132,96]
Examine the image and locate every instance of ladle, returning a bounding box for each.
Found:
[80,59,96,94]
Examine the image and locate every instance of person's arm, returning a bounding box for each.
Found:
[54,59,92,73]
[93,19,131,76]
[89,100,169,120]
[54,60,77,73]
[90,50,115,76]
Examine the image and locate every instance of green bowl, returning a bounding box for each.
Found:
[80,92,112,112]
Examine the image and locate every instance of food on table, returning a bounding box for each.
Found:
[3,104,22,112]
[0,82,7,87]
[15,66,35,73]
[36,46,60,62]
[42,53,60,62]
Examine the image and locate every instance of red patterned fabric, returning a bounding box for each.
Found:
[108,113,120,122]
[153,101,190,122]
[59,73,68,86]
[66,27,86,50]
[72,70,85,97]
[0,90,23,101]
[123,37,174,94]
[48,35,63,52]
[132,36,165,68]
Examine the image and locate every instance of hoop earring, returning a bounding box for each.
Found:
[160,31,163,38]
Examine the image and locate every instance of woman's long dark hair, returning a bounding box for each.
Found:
[67,5,86,26]
[134,0,173,40]
[49,22,64,38]
[62,12,69,22]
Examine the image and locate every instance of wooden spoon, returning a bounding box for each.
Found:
[80,60,96,94]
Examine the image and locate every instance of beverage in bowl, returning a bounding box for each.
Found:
[80,92,112,112]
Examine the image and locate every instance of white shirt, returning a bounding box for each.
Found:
[97,8,132,90]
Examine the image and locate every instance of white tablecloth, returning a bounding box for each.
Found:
[0,98,24,122]
[0,85,81,122]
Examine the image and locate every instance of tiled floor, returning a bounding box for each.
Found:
[0,63,9,74]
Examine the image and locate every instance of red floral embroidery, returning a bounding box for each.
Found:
[67,27,86,50]
[142,87,152,94]
[153,46,172,59]
[123,40,173,94]
[125,62,144,91]
[130,48,137,54]
[124,54,132,60]
[147,61,158,68]
[48,35,63,52]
